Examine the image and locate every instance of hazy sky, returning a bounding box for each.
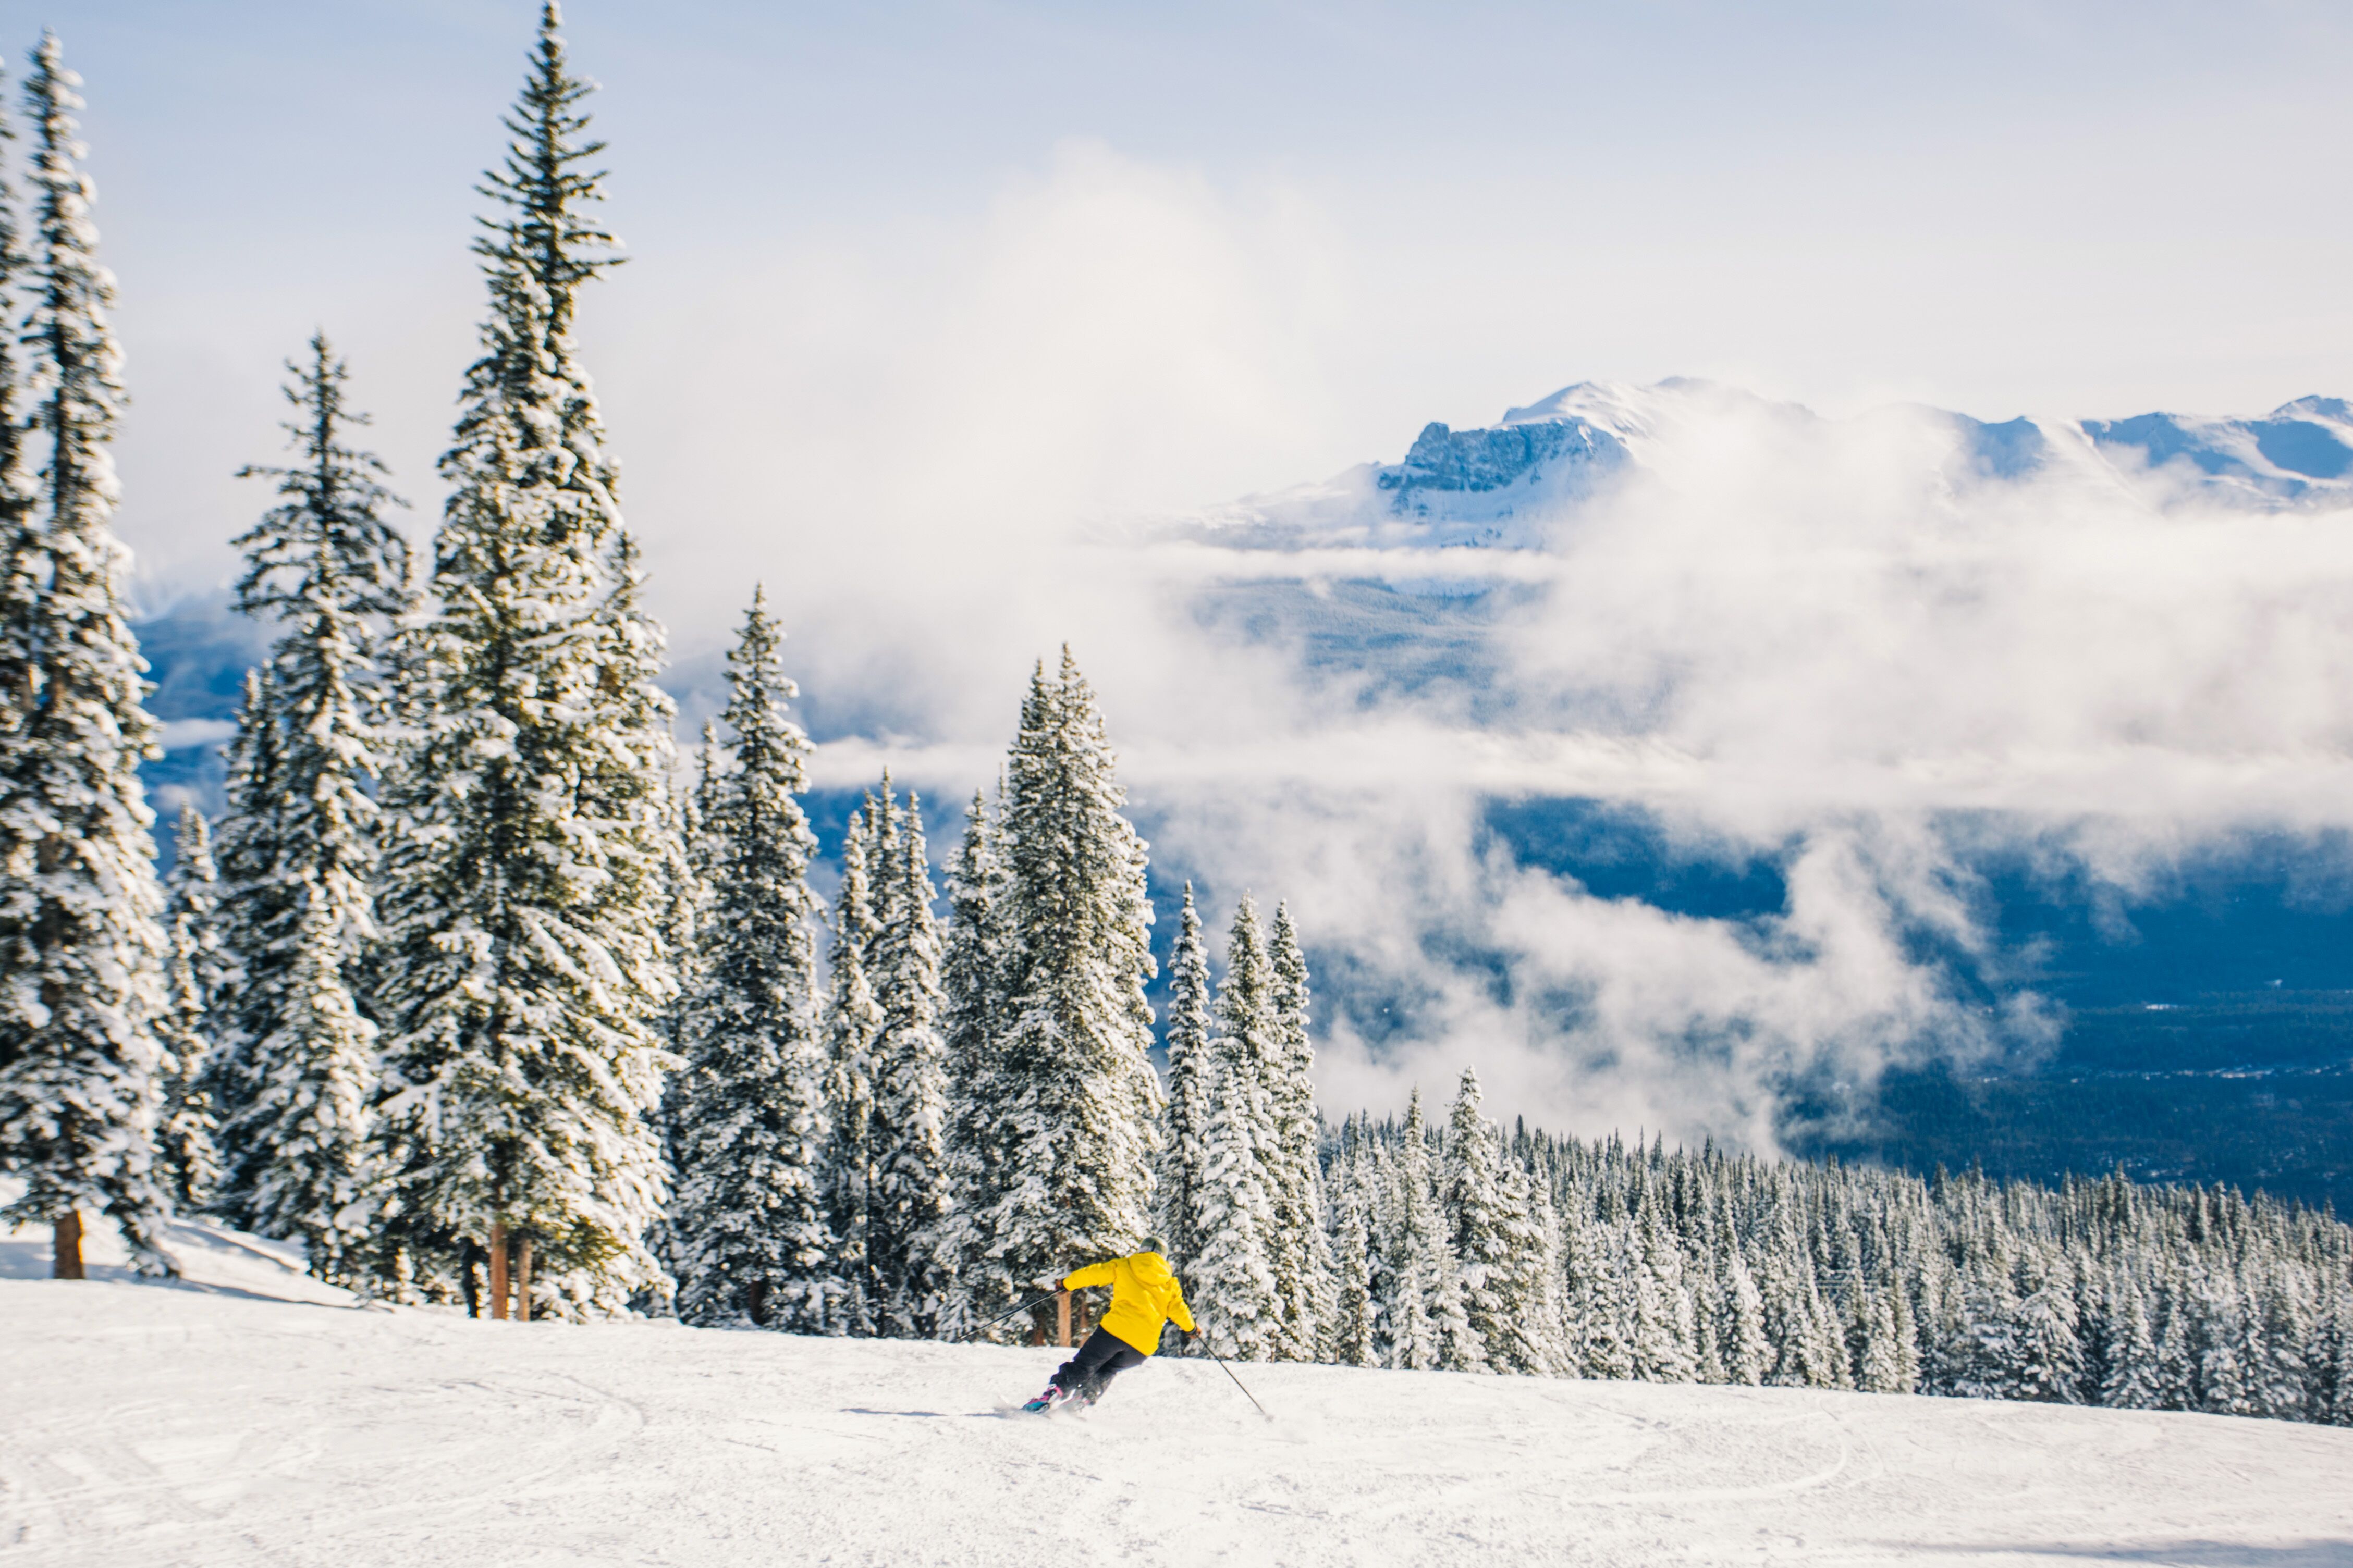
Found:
[19,1,2353,1140]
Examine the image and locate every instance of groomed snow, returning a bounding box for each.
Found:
[3,1212,2349,1566]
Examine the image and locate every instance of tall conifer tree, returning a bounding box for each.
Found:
[1384,1091,1444,1369]
[208,337,408,1280]
[868,788,950,1336]
[932,787,1012,1334]
[1443,1068,1526,1371]
[958,650,1161,1330]
[825,791,886,1332]
[0,34,174,1276]
[1155,883,1215,1283]
[668,590,834,1329]
[1192,895,1284,1359]
[371,4,681,1314]
[155,807,226,1211]
[1266,901,1331,1358]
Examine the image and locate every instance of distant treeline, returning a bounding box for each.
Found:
[1312,1088,2353,1425]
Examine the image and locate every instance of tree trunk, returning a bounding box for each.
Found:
[1057,1288,1071,1347]
[515,1233,533,1323]
[488,1220,509,1320]
[52,1213,84,1280]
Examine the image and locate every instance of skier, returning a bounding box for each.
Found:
[1022,1238,1197,1413]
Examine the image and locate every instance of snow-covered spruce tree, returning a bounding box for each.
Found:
[370,5,681,1316]
[929,786,1012,1337]
[1441,1067,1519,1366]
[1383,1091,1445,1370]
[1631,1196,1698,1381]
[155,807,227,1209]
[207,336,409,1281]
[1329,1163,1380,1367]
[2012,1244,2085,1403]
[1564,1208,1634,1379]
[0,34,176,1277]
[667,590,835,1330]
[641,720,715,1307]
[1266,901,1333,1359]
[824,790,886,1333]
[867,788,950,1336]
[958,651,1162,1335]
[197,671,276,1130]
[1155,882,1215,1284]
[1191,895,1284,1360]
[1487,1149,1567,1375]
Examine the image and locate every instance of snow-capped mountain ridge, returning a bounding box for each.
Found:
[1183,379,2353,552]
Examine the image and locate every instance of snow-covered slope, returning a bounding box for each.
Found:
[3,1251,2348,1566]
[0,1177,354,1308]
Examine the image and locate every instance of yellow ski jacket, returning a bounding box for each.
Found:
[1061,1252,1197,1356]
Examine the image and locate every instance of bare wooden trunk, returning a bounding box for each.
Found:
[52,1213,83,1280]
[514,1234,533,1323]
[1057,1289,1071,1347]
[488,1220,510,1320]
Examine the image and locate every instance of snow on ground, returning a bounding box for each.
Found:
[0,1180,355,1309]
[2,1218,2349,1566]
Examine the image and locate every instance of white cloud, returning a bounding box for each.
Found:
[100,119,2353,1152]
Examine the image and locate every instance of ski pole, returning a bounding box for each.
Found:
[1201,1342,1274,1423]
[962,1289,1062,1341]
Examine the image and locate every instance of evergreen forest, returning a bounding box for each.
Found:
[0,7,2347,1434]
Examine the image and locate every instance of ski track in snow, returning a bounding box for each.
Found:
[2,1220,2350,1566]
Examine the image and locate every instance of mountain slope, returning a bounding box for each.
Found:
[2,1241,2348,1566]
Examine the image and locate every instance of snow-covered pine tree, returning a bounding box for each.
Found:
[2100,1266,2163,1409]
[1155,882,1215,1283]
[207,336,408,1281]
[2195,1265,2254,1415]
[824,794,885,1333]
[2012,1244,2085,1404]
[1330,1168,1380,1367]
[0,34,175,1278]
[370,4,681,1316]
[1441,1067,1517,1366]
[642,721,716,1303]
[966,650,1161,1329]
[1625,1209,1693,1381]
[2327,1288,2353,1426]
[1191,895,1284,1360]
[667,590,835,1330]
[2152,1268,2199,1411]
[1426,1197,1484,1372]
[0,87,32,773]
[1266,901,1332,1359]
[930,787,1012,1337]
[155,807,226,1210]
[196,670,277,1129]
[1565,1210,1635,1380]
[868,788,950,1337]
[1384,1090,1446,1370]
[1489,1153,1568,1375]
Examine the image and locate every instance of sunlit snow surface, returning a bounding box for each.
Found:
[3,1211,2349,1566]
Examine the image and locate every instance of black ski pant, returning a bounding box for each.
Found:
[1052,1326,1148,1402]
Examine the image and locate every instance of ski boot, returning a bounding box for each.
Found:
[1020,1382,1070,1414]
